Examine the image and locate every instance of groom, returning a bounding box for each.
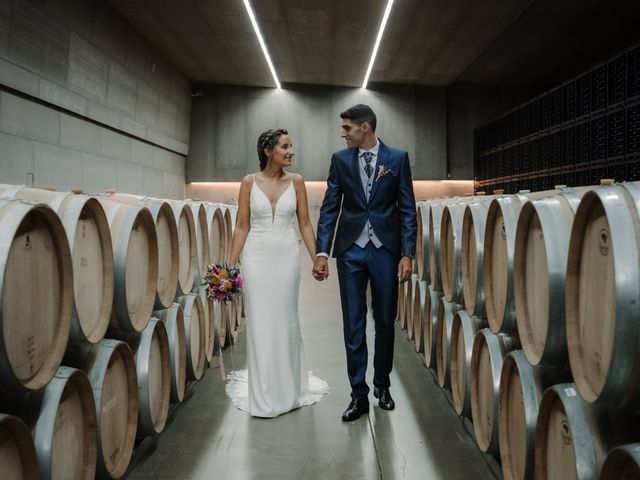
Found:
[313,104,417,421]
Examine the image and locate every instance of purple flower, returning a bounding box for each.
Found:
[203,263,243,303]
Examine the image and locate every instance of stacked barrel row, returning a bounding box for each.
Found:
[0,184,241,479]
[399,181,640,480]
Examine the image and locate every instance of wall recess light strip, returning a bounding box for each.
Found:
[242,0,281,89]
[362,0,395,89]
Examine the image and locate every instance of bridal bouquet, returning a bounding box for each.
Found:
[205,263,243,303]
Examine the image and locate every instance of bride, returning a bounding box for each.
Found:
[226,128,329,417]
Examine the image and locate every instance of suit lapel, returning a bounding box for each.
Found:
[350,148,367,204]
[369,140,388,202]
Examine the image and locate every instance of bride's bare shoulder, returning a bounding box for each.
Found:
[290,173,304,184]
[241,174,256,185]
[238,175,255,196]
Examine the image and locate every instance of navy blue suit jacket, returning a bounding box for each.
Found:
[316,140,417,259]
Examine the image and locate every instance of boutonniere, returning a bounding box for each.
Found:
[375,165,396,182]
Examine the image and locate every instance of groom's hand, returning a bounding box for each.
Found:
[312,256,329,281]
[398,256,412,283]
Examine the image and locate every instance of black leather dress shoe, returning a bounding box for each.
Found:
[341,398,370,421]
[373,387,395,410]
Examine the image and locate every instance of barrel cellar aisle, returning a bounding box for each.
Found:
[125,254,496,480]
[3,1,640,479]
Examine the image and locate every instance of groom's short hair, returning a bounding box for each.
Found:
[340,104,377,132]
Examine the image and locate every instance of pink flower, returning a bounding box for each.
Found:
[204,263,243,303]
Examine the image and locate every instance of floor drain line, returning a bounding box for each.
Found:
[368,414,385,480]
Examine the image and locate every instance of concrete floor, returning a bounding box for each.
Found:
[127,257,497,480]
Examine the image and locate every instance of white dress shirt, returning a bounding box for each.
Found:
[354,141,383,249]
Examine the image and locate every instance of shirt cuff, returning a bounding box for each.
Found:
[316,252,329,258]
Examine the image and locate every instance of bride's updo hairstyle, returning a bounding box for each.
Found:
[257,128,288,171]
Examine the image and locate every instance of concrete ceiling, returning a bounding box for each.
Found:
[107,0,640,88]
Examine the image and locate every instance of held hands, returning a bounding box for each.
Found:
[312,256,329,281]
[313,255,411,281]
[397,256,412,283]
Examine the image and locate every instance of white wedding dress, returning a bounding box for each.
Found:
[225,177,329,417]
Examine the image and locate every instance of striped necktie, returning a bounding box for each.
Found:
[363,151,374,177]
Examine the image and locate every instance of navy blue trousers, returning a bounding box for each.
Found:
[337,242,399,400]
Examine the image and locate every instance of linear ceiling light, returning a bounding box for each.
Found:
[242,0,281,88]
[362,0,395,89]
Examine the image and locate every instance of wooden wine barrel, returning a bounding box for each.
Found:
[194,286,211,356]
[0,413,38,480]
[150,200,179,309]
[0,185,114,344]
[401,275,411,334]
[485,189,564,335]
[535,383,640,480]
[98,198,158,334]
[397,280,407,328]
[233,294,244,335]
[412,280,428,353]
[227,297,237,337]
[484,194,528,335]
[32,366,97,479]
[0,199,73,392]
[223,206,234,259]
[230,295,243,337]
[423,286,442,369]
[514,187,591,367]
[498,350,569,480]
[240,294,246,332]
[405,274,419,338]
[225,300,236,346]
[129,318,170,436]
[429,202,446,292]
[462,200,490,318]
[441,202,468,305]
[66,339,138,479]
[196,285,216,363]
[177,293,206,380]
[110,194,179,310]
[230,295,239,335]
[436,298,463,389]
[205,203,226,265]
[416,202,430,282]
[211,305,221,363]
[229,206,238,233]
[566,182,640,411]
[187,202,210,287]
[154,304,187,403]
[167,200,196,297]
[450,311,483,416]
[470,328,516,454]
[600,443,640,479]
[215,301,228,349]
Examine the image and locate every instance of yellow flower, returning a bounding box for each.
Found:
[219,269,229,279]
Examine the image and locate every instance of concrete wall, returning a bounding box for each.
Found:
[0,0,191,197]
[188,82,529,184]
[188,84,447,182]
[0,0,529,193]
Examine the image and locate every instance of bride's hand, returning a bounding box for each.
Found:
[312,256,329,281]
